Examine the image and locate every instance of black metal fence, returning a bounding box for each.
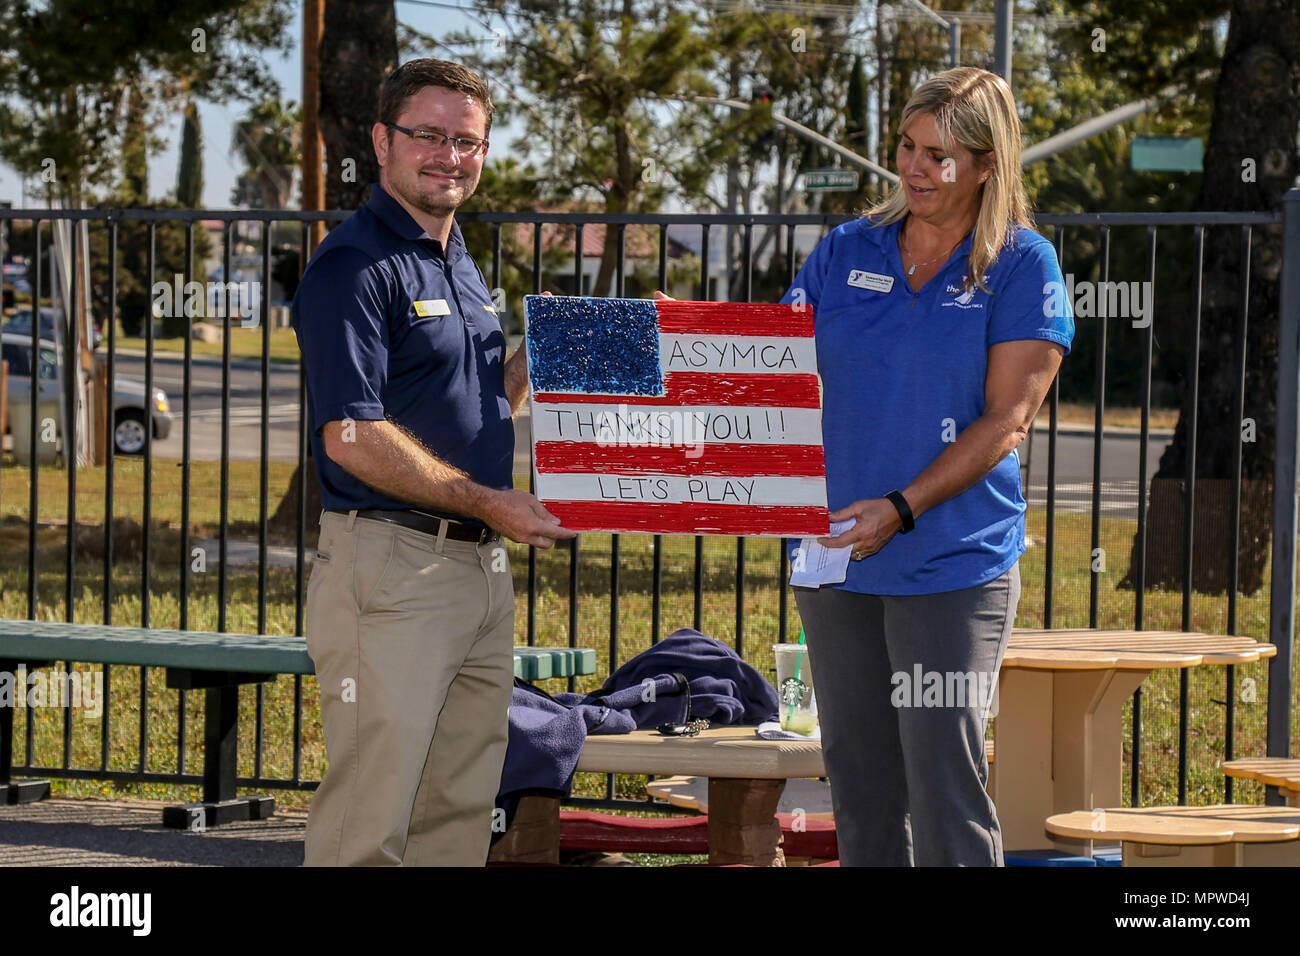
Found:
[0,198,1296,810]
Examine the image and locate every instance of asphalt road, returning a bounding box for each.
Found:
[1024,423,1173,518]
[113,350,302,462]
[108,349,1175,518]
[111,349,536,471]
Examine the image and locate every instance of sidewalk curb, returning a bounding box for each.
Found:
[1033,419,1175,440]
[108,346,299,371]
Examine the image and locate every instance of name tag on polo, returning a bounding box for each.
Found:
[412,298,451,318]
[847,270,894,293]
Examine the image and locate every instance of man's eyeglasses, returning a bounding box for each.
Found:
[387,123,488,157]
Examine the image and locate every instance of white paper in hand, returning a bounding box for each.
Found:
[789,519,855,588]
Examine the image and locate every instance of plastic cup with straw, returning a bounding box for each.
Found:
[780,628,817,735]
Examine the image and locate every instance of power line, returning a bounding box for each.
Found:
[700,0,861,18]
[394,0,478,11]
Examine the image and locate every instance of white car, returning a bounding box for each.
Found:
[1,333,173,455]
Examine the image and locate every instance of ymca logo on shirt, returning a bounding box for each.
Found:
[940,276,988,310]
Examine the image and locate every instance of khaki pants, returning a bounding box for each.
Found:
[303,510,514,866]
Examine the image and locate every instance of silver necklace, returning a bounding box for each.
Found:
[901,226,961,276]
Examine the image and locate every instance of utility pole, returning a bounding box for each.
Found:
[302,0,326,252]
[901,0,960,68]
[993,0,1013,86]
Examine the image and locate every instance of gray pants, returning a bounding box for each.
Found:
[794,564,1019,866]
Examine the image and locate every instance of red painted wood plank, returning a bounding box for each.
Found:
[534,442,825,477]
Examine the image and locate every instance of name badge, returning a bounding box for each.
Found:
[847,270,894,293]
[412,298,451,317]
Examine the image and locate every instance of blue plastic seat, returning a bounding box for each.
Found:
[1004,848,1098,867]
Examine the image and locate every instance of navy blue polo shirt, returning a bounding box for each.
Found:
[780,217,1073,595]
[290,183,514,518]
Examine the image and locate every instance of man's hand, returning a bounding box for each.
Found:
[479,489,577,548]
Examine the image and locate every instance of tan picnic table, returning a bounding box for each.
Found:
[1045,804,1300,866]
[489,726,825,867]
[1222,758,1300,807]
[646,775,835,818]
[577,727,825,866]
[992,630,1276,854]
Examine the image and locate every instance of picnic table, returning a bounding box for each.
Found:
[992,629,1276,854]
[646,775,834,818]
[577,727,824,866]
[0,619,595,824]
[1045,804,1300,866]
[490,726,825,866]
[1221,758,1300,807]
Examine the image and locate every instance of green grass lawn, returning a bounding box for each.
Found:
[114,323,301,365]
[2,457,1296,834]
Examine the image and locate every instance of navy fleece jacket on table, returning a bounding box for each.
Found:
[493,628,780,826]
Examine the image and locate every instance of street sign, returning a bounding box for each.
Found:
[800,168,860,191]
[1131,137,1203,172]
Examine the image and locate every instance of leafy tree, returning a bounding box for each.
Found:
[86,83,210,339]
[0,0,293,206]
[450,1,765,297]
[320,0,397,211]
[1033,0,1297,595]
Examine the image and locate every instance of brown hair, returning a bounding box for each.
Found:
[378,58,495,137]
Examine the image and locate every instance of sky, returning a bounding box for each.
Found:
[0,0,512,209]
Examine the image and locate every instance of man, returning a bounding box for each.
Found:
[291,58,574,866]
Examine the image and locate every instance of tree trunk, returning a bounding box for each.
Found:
[320,0,397,211]
[1123,0,1300,596]
[593,118,636,297]
[269,459,323,542]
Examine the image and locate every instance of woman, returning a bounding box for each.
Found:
[783,67,1073,866]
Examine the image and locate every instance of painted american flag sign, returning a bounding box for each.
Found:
[525,295,829,536]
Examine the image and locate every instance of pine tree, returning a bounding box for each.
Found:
[176,101,203,209]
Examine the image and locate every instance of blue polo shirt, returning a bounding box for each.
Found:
[291,183,514,517]
[781,217,1074,595]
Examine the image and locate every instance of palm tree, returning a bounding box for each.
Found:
[231,98,301,209]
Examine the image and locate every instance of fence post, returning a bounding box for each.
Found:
[1267,188,1300,770]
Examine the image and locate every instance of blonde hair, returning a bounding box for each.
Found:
[866,67,1032,293]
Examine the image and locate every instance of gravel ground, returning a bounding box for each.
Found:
[0,796,306,867]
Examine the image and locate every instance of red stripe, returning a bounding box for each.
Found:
[546,501,828,536]
[535,372,820,407]
[535,442,825,477]
[654,300,814,337]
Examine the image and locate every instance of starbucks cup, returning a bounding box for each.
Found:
[773,643,818,735]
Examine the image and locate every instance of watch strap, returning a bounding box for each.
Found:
[885,490,915,533]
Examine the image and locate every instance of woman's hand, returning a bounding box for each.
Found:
[820,498,904,561]
[652,290,675,301]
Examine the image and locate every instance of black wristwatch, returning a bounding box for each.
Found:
[885,490,915,533]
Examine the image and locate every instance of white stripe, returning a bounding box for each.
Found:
[658,334,817,375]
[530,403,823,445]
[536,473,827,507]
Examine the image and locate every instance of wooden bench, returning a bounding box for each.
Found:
[1222,758,1300,807]
[1045,804,1300,866]
[0,619,594,826]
